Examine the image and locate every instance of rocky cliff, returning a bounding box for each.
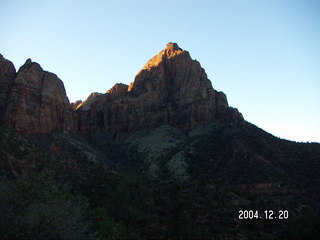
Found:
[76,43,243,134]
[2,59,74,133]
[0,54,16,121]
[1,43,243,134]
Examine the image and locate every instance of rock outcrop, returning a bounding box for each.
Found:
[1,43,243,135]
[76,42,243,134]
[71,100,83,110]
[75,92,103,111]
[2,59,74,133]
[0,54,16,121]
[106,83,129,96]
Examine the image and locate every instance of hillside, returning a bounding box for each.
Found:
[0,44,319,239]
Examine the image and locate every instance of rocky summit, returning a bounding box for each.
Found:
[1,58,74,134]
[0,43,243,135]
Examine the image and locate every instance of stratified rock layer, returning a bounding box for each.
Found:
[2,59,74,133]
[76,43,243,134]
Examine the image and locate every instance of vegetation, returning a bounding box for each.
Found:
[0,121,319,239]
[285,207,320,240]
[0,176,91,239]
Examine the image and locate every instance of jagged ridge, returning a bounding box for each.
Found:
[0,43,243,134]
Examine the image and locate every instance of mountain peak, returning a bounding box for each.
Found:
[165,42,182,52]
[25,58,32,64]
[163,42,184,57]
[1,43,243,134]
[141,43,185,71]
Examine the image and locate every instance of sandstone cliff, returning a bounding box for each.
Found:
[0,54,16,121]
[1,43,243,134]
[76,43,243,133]
[2,59,74,133]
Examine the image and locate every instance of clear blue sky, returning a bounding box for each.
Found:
[1,0,319,142]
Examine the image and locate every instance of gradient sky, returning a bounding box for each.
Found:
[1,0,319,142]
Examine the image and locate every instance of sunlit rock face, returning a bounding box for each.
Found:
[2,59,74,133]
[76,43,243,134]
